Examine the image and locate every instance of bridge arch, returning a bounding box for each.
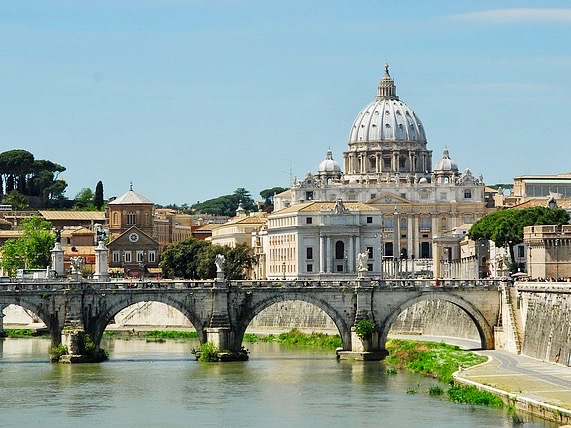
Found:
[233,293,352,350]
[0,298,60,345]
[379,292,494,350]
[90,295,207,346]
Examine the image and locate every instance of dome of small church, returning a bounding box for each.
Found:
[349,64,426,144]
[434,148,459,173]
[318,149,341,174]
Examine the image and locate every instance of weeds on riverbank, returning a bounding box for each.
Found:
[102,330,198,340]
[244,329,342,350]
[385,339,486,384]
[386,339,501,408]
[5,329,48,338]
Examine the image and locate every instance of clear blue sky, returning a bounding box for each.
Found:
[1,1,570,205]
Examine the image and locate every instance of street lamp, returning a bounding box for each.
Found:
[282,261,286,280]
[555,237,560,281]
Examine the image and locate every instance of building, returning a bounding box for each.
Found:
[107,186,160,277]
[270,65,491,279]
[209,208,267,248]
[524,224,571,280]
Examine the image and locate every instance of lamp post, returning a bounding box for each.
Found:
[282,260,286,280]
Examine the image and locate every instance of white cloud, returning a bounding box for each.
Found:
[452,8,571,23]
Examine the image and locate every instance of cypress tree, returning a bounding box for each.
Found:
[94,180,104,210]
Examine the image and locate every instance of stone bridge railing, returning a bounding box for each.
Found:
[0,277,505,292]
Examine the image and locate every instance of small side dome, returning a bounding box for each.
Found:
[434,148,459,173]
[318,149,341,174]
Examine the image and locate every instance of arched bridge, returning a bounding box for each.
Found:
[0,278,502,361]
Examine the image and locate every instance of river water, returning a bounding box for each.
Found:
[0,337,557,428]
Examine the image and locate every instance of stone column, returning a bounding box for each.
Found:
[94,241,110,282]
[326,236,331,273]
[51,242,65,278]
[319,235,325,274]
[348,235,354,273]
[407,214,413,258]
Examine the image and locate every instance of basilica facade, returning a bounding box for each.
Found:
[265,65,491,279]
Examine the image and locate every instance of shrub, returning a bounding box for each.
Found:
[354,320,375,340]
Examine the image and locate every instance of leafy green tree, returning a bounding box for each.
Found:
[4,191,30,210]
[0,150,67,207]
[74,188,96,210]
[94,181,104,210]
[469,207,569,268]
[192,188,257,216]
[160,238,254,280]
[160,238,212,279]
[259,186,287,211]
[1,215,55,276]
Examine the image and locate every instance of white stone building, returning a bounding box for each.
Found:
[268,65,491,279]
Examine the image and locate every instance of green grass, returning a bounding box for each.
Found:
[447,385,504,407]
[385,339,503,409]
[385,339,487,384]
[5,329,49,338]
[243,329,342,350]
[102,330,198,340]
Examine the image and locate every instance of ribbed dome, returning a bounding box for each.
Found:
[349,65,426,144]
[318,149,341,174]
[434,148,458,173]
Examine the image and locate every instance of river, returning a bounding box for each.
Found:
[0,337,557,428]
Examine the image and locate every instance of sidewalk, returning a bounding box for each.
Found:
[455,350,571,425]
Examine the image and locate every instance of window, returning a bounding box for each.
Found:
[148,251,156,263]
[136,250,144,262]
[127,211,136,225]
[366,216,373,224]
[383,158,391,169]
[464,189,472,199]
[421,217,430,230]
[335,241,345,259]
[113,212,119,225]
[112,251,120,263]
[399,157,406,169]
[367,246,373,259]
[336,265,343,272]
[370,194,376,200]
[306,191,313,200]
[306,247,313,260]
[307,264,313,273]
[306,217,313,224]
[421,242,430,258]
[384,242,393,257]
[517,246,524,258]
[385,218,393,229]
[123,251,132,262]
[367,263,373,271]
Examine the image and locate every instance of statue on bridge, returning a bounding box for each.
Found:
[215,254,226,279]
[357,252,368,278]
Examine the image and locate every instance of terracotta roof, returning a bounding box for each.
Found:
[39,210,106,221]
[194,224,220,232]
[0,230,23,238]
[61,227,94,237]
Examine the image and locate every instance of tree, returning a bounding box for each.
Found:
[259,186,287,211]
[94,181,104,210]
[1,215,55,276]
[159,238,254,280]
[160,238,211,279]
[468,206,570,269]
[192,188,257,217]
[74,188,96,210]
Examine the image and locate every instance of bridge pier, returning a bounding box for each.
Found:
[338,279,388,361]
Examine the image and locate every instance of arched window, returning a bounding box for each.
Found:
[335,241,345,259]
[127,212,136,225]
